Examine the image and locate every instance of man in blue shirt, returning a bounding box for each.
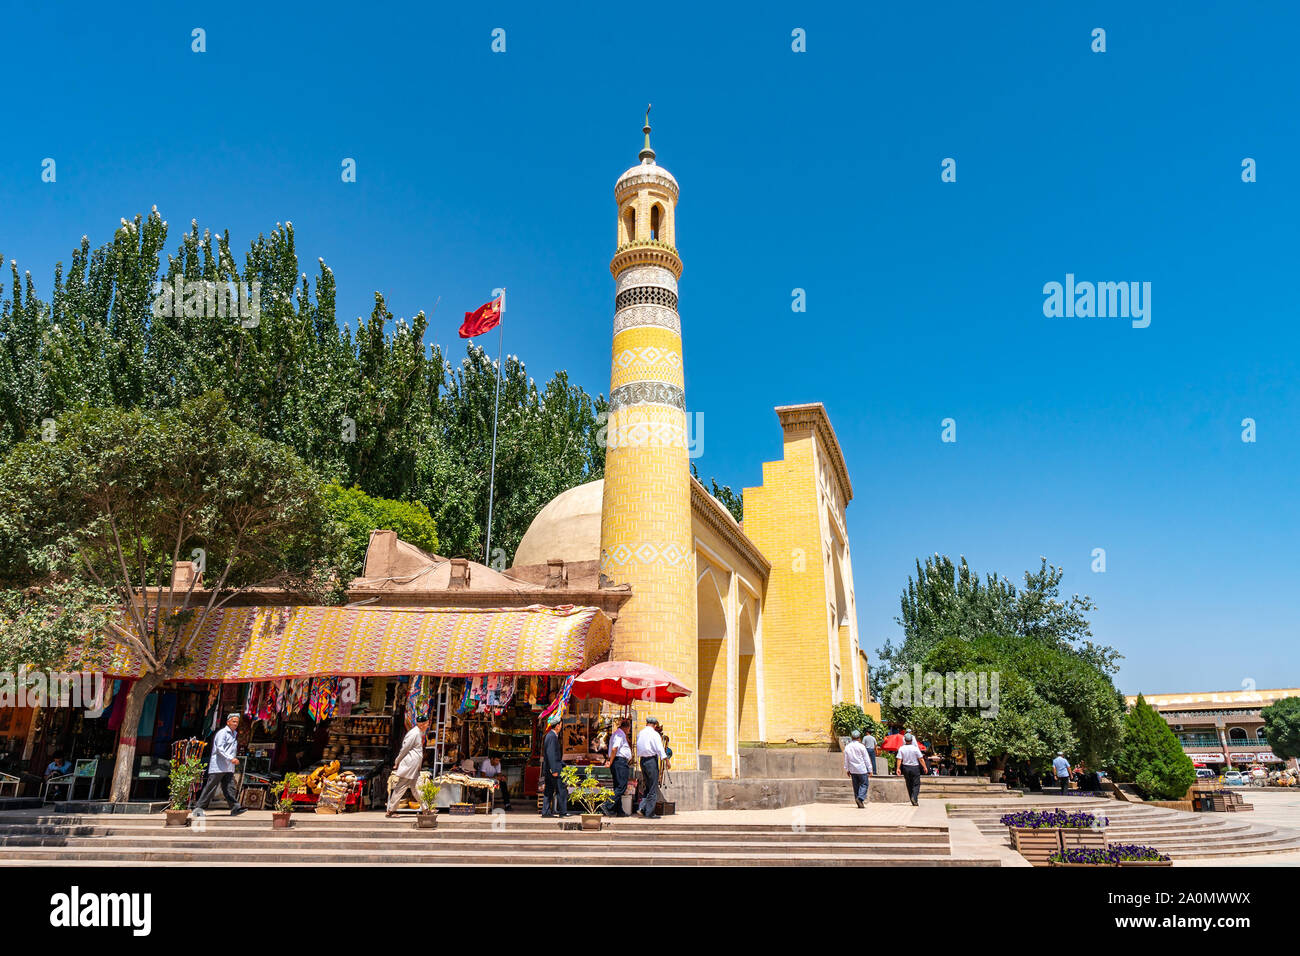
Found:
[1052,752,1072,796]
[195,713,247,816]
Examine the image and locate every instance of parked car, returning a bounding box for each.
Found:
[1195,768,1216,779]
[1224,771,1246,786]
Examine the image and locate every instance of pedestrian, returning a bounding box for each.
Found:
[195,713,247,816]
[894,732,928,806]
[385,717,430,816]
[862,728,878,774]
[541,713,568,818]
[605,717,632,816]
[1052,751,1072,796]
[635,715,666,819]
[842,729,872,808]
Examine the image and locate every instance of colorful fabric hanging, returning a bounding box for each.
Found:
[307,677,340,722]
[282,678,309,716]
[255,681,277,721]
[538,676,575,723]
[408,675,433,723]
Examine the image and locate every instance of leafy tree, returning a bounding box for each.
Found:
[690,464,743,523]
[1114,694,1197,800]
[0,394,341,801]
[1,212,608,565]
[1261,697,1300,762]
[323,484,439,578]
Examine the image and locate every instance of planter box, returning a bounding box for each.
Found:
[1118,859,1172,867]
[580,813,603,831]
[1010,827,1107,867]
[415,812,438,829]
[272,812,293,829]
[1049,861,1118,867]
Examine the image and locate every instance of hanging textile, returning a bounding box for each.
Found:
[106,680,131,731]
[307,677,340,722]
[407,676,433,724]
[283,678,309,716]
[255,681,277,721]
[136,692,159,738]
[538,676,575,723]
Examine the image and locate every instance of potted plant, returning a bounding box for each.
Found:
[560,765,614,831]
[416,777,441,829]
[270,772,304,829]
[164,755,205,827]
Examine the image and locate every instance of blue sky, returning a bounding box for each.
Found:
[2,1,1296,694]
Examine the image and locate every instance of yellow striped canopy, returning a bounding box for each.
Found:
[81,604,612,681]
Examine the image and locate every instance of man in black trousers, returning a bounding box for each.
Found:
[540,713,567,818]
[604,718,632,816]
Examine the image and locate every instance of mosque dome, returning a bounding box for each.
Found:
[511,479,604,567]
[615,162,678,198]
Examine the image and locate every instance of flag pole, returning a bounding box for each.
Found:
[484,288,505,567]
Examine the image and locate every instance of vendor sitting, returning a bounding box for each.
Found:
[479,755,512,810]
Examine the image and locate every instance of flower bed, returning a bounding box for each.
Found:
[1000,809,1108,829]
[1049,844,1170,867]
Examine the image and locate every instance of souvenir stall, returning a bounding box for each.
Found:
[74,603,614,812]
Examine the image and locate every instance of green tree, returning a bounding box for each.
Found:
[1114,694,1197,800]
[323,484,439,578]
[0,394,341,801]
[690,464,743,523]
[1261,697,1300,763]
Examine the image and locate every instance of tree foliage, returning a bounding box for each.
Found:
[0,212,606,564]
[323,483,439,579]
[1261,696,1300,762]
[1114,695,1197,800]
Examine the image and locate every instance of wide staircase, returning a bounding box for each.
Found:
[947,796,1300,860]
[0,811,994,866]
[816,775,1016,804]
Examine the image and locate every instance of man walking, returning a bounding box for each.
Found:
[635,715,666,819]
[605,718,632,816]
[842,729,873,808]
[541,713,568,818]
[195,713,247,816]
[894,732,928,807]
[862,728,878,774]
[386,717,430,817]
[1052,751,1072,796]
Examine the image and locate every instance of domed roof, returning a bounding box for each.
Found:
[512,479,604,568]
[615,162,678,197]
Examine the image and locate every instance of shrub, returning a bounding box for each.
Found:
[999,808,1107,829]
[1114,695,1197,801]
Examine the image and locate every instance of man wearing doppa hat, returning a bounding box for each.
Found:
[540,713,568,818]
[635,716,667,819]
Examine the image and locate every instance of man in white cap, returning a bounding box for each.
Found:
[842,729,873,808]
[894,732,928,806]
[386,717,430,816]
[635,716,666,819]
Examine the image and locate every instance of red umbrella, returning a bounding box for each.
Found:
[570,661,692,706]
[881,734,927,752]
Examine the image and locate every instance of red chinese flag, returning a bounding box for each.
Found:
[459,296,502,338]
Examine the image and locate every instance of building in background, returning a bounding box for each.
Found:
[1130,688,1300,770]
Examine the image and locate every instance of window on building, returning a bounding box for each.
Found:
[650,204,661,240]
[622,207,636,244]
[1228,727,1248,742]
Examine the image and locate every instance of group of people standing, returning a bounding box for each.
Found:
[544,714,670,818]
[843,729,929,808]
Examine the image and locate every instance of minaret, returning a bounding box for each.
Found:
[600,108,699,771]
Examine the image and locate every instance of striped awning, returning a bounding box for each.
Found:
[79,604,612,681]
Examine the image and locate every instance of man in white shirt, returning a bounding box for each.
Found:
[635,716,667,819]
[894,732,928,806]
[386,717,430,816]
[195,713,247,816]
[604,718,633,816]
[842,729,873,808]
[479,755,512,809]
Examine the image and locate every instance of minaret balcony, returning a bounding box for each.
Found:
[609,239,683,280]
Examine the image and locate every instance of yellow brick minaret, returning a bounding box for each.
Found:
[599,108,699,769]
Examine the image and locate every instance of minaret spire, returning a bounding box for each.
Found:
[639,103,655,164]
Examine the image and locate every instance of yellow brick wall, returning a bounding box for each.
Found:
[742,430,834,743]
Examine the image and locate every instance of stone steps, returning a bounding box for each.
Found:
[947,800,1300,859]
[0,812,986,867]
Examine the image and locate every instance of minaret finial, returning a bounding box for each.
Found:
[639,103,655,164]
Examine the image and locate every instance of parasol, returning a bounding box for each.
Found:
[570,661,692,706]
[881,733,927,752]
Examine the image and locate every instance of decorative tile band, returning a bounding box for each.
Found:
[613,304,680,335]
[609,381,686,413]
[600,541,692,571]
[615,265,677,296]
[615,285,678,311]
